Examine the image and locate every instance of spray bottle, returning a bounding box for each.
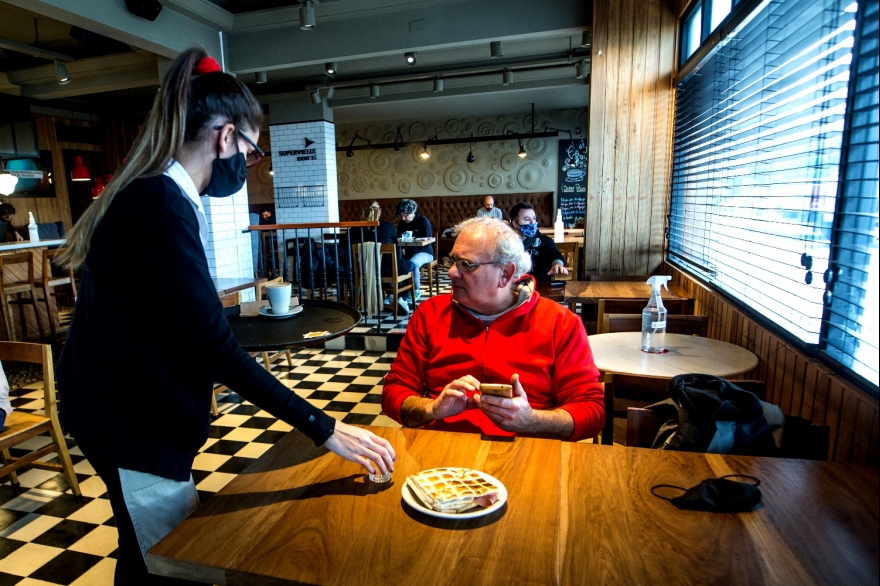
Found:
[27,212,39,243]
[554,209,565,243]
[642,275,671,353]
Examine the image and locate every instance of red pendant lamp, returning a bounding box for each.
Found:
[91,175,105,199]
[70,155,90,182]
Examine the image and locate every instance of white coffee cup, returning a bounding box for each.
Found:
[403,231,413,241]
[265,282,292,315]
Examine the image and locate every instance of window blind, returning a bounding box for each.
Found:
[822,0,879,387]
[669,0,858,344]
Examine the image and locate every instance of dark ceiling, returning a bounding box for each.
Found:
[204,0,299,13]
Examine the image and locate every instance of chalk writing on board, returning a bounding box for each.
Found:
[557,139,587,227]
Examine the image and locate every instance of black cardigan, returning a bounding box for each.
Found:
[396,214,433,257]
[57,175,335,481]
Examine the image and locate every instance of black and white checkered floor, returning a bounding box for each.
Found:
[0,276,454,585]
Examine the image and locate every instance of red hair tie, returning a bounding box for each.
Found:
[193,56,222,75]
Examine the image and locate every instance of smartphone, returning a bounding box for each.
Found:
[480,383,513,399]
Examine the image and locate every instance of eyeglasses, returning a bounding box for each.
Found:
[450,258,502,273]
[213,125,265,168]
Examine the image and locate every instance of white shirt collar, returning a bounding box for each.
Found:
[163,160,208,249]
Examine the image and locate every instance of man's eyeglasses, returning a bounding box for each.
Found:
[213,125,265,167]
[450,259,502,273]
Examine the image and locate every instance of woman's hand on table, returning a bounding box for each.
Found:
[325,422,396,474]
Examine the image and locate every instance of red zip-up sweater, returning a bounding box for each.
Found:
[383,279,604,441]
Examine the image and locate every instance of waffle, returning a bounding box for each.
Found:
[405,468,501,513]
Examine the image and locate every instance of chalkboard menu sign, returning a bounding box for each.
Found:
[557,139,586,227]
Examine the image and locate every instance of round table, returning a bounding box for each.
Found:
[588,332,759,378]
[226,299,361,351]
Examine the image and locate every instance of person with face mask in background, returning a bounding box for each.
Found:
[508,202,568,281]
[56,48,394,585]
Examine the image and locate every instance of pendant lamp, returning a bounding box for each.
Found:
[71,156,90,182]
[91,175,105,199]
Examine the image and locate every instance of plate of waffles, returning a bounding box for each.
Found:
[402,467,508,519]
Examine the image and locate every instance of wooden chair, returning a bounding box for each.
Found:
[0,252,46,342]
[550,241,578,282]
[0,341,80,495]
[604,313,709,337]
[600,374,766,446]
[256,278,294,374]
[381,244,416,319]
[595,298,691,334]
[423,238,441,297]
[39,248,77,341]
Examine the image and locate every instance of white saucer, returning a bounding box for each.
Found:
[258,305,304,319]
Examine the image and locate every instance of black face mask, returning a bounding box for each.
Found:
[200,136,247,197]
[651,475,762,513]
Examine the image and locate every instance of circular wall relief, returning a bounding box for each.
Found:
[430,162,438,170]
[542,159,551,167]
[497,115,505,123]
[399,178,413,193]
[488,173,503,188]
[338,171,351,186]
[438,151,450,164]
[353,177,368,193]
[451,155,460,164]
[417,170,435,189]
[477,121,493,136]
[463,122,474,133]
[409,122,426,140]
[444,165,471,192]
[256,158,273,184]
[506,180,516,189]
[523,114,536,132]
[435,126,443,135]
[369,150,393,175]
[492,163,499,170]
[384,131,397,143]
[379,178,392,191]
[501,153,520,171]
[524,137,549,158]
[357,161,368,170]
[395,153,411,173]
[504,122,520,135]
[517,163,545,190]
[364,125,382,142]
[446,120,461,134]
[480,182,485,187]
[467,147,491,173]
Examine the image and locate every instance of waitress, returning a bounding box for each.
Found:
[57,48,395,585]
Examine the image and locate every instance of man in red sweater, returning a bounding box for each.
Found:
[382,217,604,441]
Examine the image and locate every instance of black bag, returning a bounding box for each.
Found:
[649,374,785,455]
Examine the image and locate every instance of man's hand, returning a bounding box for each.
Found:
[547,263,569,276]
[474,373,535,433]
[429,375,480,420]
[324,421,396,475]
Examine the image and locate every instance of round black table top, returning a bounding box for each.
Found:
[226,299,362,351]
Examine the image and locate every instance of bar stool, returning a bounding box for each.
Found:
[40,248,77,340]
[0,252,46,342]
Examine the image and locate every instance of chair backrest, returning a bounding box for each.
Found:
[0,251,36,290]
[36,221,66,240]
[41,247,75,286]
[596,298,690,334]
[555,241,578,268]
[604,313,709,337]
[380,243,401,280]
[0,341,57,423]
[219,292,241,309]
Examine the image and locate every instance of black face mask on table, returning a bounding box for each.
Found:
[651,474,762,513]
[200,137,247,197]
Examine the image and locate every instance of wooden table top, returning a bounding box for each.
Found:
[537,280,690,303]
[589,332,760,378]
[397,237,436,246]
[148,427,879,586]
[213,276,267,296]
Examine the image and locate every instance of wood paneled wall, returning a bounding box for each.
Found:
[586,0,678,276]
[666,263,879,464]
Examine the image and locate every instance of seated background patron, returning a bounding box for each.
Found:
[382,217,604,441]
[509,202,568,281]
[476,195,503,220]
[396,199,433,299]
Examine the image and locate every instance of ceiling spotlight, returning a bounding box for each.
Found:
[55,60,71,85]
[311,89,321,104]
[581,29,591,47]
[325,87,335,99]
[393,127,403,151]
[517,139,527,158]
[433,77,444,92]
[255,70,267,84]
[420,145,430,160]
[576,60,588,79]
[404,51,417,65]
[490,41,504,58]
[346,148,354,158]
[345,134,370,158]
[300,0,316,30]
[503,68,513,86]
[370,83,380,99]
[325,62,337,76]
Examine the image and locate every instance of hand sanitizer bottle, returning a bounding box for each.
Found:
[554,209,565,243]
[27,212,40,243]
[642,275,671,353]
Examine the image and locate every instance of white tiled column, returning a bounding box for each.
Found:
[200,184,256,301]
